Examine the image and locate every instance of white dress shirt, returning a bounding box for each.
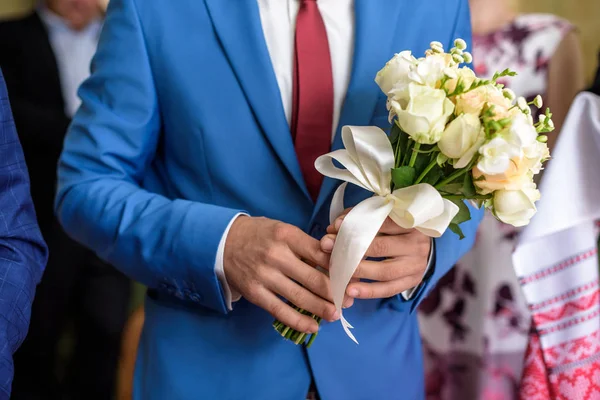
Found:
[38,7,102,118]
[216,0,429,310]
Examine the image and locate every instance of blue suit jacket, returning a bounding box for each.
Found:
[0,70,47,398]
[56,1,481,399]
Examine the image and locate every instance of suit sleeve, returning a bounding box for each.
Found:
[389,0,483,313]
[0,70,48,397]
[55,0,243,314]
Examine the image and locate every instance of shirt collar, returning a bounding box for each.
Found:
[38,6,102,38]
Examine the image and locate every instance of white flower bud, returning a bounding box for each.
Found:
[443,67,458,79]
[430,41,443,50]
[547,119,555,129]
[533,95,543,108]
[537,135,548,143]
[502,88,516,101]
[517,97,528,111]
[538,114,547,123]
[462,52,473,64]
[454,38,467,50]
[452,48,464,56]
[432,45,444,54]
[452,54,465,64]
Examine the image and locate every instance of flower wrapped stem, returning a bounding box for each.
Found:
[273,306,322,347]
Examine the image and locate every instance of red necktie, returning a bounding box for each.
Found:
[292,0,334,201]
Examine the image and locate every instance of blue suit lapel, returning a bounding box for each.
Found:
[204,0,312,202]
[313,0,406,216]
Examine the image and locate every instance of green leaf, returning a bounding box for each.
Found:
[449,223,465,240]
[462,173,476,197]
[440,183,463,194]
[447,198,472,225]
[391,166,416,189]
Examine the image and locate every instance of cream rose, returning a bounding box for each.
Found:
[455,85,516,119]
[438,113,484,168]
[493,186,540,227]
[375,51,416,96]
[445,67,477,93]
[523,141,550,174]
[409,53,453,88]
[506,113,537,148]
[476,137,522,176]
[392,83,455,144]
[473,156,532,195]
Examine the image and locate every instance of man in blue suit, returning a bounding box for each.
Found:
[55,0,480,399]
[0,70,48,397]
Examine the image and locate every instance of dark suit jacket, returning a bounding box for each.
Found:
[0,69,48,397]
[590,52,600,96]
[0,12,71,233]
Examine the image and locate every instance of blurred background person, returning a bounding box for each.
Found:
[0,1,131,399]
[418,0,585,399]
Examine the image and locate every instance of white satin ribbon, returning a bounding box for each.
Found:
[315,126,459,343]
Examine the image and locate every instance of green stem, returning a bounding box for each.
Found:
[435,169,469,189]
[294,333,306,345]
[408,142,421,168]
[394,137,402,168]
[402,139,413,166]
[414,159,437,184]
[305,316,322,348]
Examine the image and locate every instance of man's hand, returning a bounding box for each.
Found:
[320,209,431,300]
[223,216,345,334]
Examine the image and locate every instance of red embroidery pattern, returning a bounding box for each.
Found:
[538,309,600,336]
[534,291,600,326]
[530,281,599,312]
[545,332,600,367]
[520,331,600,399]
[519,249,597,286]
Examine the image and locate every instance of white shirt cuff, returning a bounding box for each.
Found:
[400,238,435,300]
[215,213,247,311]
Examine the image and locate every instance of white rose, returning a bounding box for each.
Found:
[476,137,522,175]
[439,113,484,168]
[375,51,416,96]
[409,53,453,88]
[506,113,537,148]
[523,141,550,174]
[392,83,455,144]
[493,186,540,227]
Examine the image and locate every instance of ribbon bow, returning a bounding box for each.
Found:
[315,125,459,343]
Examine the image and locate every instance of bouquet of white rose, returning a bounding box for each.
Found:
[273,39,553,346]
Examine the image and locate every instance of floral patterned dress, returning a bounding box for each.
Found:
[418,14,574,400]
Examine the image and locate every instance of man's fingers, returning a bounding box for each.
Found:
[322,233,429,260]
[353,257,425,281]
[280,257,333,302]
[346,276,424,299]
[266,273,339,322]
[364,235,413,258]
[326,208,352,234]
[285,227,330,268]
[379,217,413,235]
[253,288,320,333]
